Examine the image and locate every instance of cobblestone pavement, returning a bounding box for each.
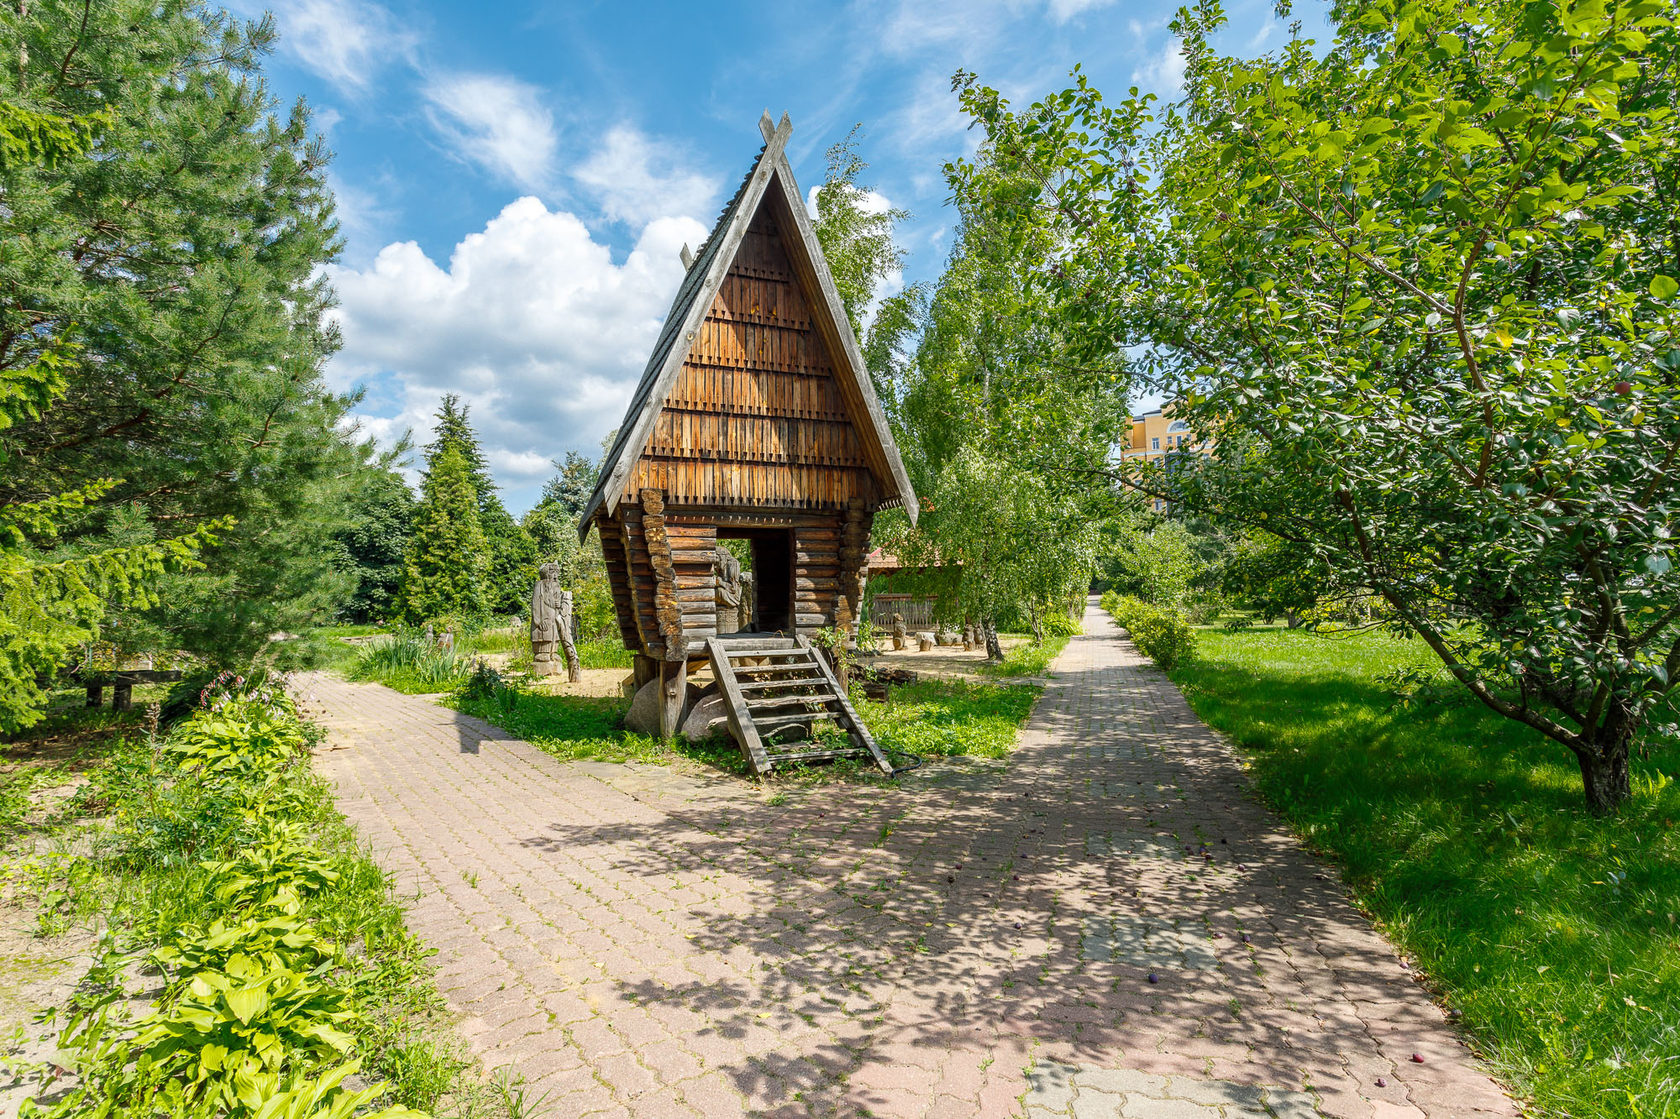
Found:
[301,600,1516,1119]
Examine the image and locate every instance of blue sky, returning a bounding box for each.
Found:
[245,0,1323,513]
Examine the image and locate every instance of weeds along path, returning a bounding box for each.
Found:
[298,604,1515,1119]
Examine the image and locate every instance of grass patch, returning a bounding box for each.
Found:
[312,624,387,638]
[448,675,1040,780]
[447,689,743,771]
[577,640,633,670]
[979,634,1069,678]
[857,679,1041,760]
[1170,625,1680,1119]
[347,632,474,695]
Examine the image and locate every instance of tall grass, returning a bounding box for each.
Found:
[349,632,474,694]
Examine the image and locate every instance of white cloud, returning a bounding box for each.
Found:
[268,0,416,93]
[1132,37,1188,96]
[326,198,709,507]
[806,183,894,220]
[425,74,558,192]
[574,126,721,227]
[1046,0,1117,21]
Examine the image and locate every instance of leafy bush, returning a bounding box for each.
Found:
[32,700,435,1118]
[1041,611,1082,638]
[168,708,309,775]
[1107,595,1197,670]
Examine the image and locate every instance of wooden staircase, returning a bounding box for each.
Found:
[706,634,894,777]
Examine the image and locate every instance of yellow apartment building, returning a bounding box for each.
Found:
[1121,405,1211,510]
[1123,405,1209,464]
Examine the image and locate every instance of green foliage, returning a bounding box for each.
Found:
[1,2,384,673]
[1105,521,1201,606]
[870,144,1126,641]
[28,698,439,1119]
[331,469,415,625]
[538,451,598,523]
[888,446,1100,648]
[167,708,309,776]
[951,0,1680,811]
[424,395,535,616]
[396,444,488,626]
[812,125,910,340]
[978,634,1069,677]
[1040,612,1082,639]
[1106,595,1197,670]
[0,81,215,732]
[1219,532,1337,627]
[1173,626,1680,1119]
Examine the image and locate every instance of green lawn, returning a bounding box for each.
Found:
[1169,625,1680,1119]
[978,633,1069,678]
[858,678,1041,760]
[448,675,1041,781]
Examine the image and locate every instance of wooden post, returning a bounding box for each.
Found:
[112,681,133,711]
[633,654,659,690]
[660,658,686,740]
[85,682,103,707]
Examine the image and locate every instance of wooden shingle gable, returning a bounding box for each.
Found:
[577,113,918,540]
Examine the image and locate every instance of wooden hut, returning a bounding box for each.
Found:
[578,112,918,774]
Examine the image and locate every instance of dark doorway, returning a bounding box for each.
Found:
[720,528,793,633]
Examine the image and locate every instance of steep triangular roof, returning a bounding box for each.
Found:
[578,112,918,539]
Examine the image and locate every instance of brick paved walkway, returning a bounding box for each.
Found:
[301,600,1516,1119]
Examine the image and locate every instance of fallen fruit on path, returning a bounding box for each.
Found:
[1411,1053,1425,1063]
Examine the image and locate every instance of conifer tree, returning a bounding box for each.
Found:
[423,395,536,615]
[2,1,380,669]
[0,39,215,730]
[397,443,488,625]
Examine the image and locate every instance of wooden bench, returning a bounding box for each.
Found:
[83,669,184,711]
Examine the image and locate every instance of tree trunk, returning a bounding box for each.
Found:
[1577,733,1633,815]
[983,619,1003,661]
[1029,605,1043,645]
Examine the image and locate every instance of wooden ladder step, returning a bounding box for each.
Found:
[737,675,827,691]
[761,746,866,764]
[729,660,819,675]
[706,634,895,778]
[745,693,839,710]
[753,710,839,730]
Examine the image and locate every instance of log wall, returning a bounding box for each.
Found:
[598,502,875,659]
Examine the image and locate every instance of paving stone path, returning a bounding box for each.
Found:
[301,599,1517,1119]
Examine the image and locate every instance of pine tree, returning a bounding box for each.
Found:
[423,395,536,615]
[426,395,495,496]
[0,36,215,730]
[1,2,380,669]
[539,451,599,521]
[397,444,487,625]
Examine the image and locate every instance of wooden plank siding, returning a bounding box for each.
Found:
[627,207,877,513]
